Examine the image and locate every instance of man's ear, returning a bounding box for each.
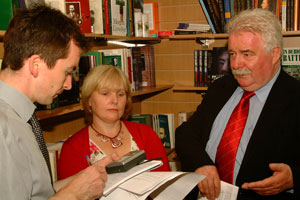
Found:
[271,46,281,65]
[28,55,42,78]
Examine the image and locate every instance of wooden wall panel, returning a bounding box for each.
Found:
[283,36,300,47]
[0,43,3,59]
[141,0,210,129]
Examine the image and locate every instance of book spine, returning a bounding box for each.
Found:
[204,0,223,33]
[282,0,287,31]
[294,0,299,31]
[223,0,231,24]
[194,50,198,87]
[104,0,110,34]
[218,0,226,29]
[199,50,203,86]
[199,0,216,33]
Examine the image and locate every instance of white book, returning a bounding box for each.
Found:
[45,0,66,14]
[110,0,127,36]
[89,0,104,34]
[165,113,175,149]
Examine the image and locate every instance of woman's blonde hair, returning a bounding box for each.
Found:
[81,65,132,124]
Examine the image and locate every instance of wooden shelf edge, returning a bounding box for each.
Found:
[36,103,83,120]
[84,33,161,42]
[168,31,300,40]
[0,30,5,37]
[132,85,174,96]
[36,85,173,120]
[173,86,208,91]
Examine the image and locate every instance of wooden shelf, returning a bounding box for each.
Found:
[132,84,173,96]
[173,86,208,91]
[36,85,173,120]
[84,33,161,44]
[167,31,300,40]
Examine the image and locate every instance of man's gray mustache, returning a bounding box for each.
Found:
[232,69,252,75]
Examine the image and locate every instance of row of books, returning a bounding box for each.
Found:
[79,45,156,92]
[36,45,156,110]
[173,22,211,35]
[194,47,230,87]
[1,0,159,37]
[198,0,300,34]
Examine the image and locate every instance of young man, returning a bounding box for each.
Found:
[0,5,119,199]
[176,9,300,199]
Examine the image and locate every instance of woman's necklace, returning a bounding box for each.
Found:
[90,122,123,148]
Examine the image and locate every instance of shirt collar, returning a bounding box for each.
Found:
[0,80,36,122]
[237,68,281,104]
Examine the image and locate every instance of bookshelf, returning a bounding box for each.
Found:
[36,84,173,120]
[139,0,300,131]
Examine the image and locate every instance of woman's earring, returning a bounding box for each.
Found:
[89,106,92,113]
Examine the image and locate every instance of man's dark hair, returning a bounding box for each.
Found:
[2,5,89,70]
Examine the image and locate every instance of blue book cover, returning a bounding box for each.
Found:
[199,0,216,33]
[223,0,231,24]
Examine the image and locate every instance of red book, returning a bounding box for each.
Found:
[65,0,91,33]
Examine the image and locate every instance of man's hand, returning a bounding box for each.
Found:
[53,154,120,200]
[195,165,221,200]
[241,163,293,195]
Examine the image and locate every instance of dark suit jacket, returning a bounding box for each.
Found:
[175,70,300,199]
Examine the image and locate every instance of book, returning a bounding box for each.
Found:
[210,47,230,82]
[203,0,223,33]
[223,0,231,24]
[99,48,127,73]
[165,113,175,149]
[129,114,153,127]
[45,0,66,14]
[140,45,156,88]
[104,0,111,34]
[217,0,226,29]
[198,0,216,34]
[110,0,127,36]
[194,50,199,87]
[158,114,171,148]
[178,111,194,127]
[131,0,143,36]
[157,31,173,37]
[294,0,299,31]
[65,0,92,33]
[282,48,300,80]
[0,0,19,30]
[282,0,287,31]
[144,2,159,36]
[131,47,143,91]
[89,0,104,34]
[127,0,134,36]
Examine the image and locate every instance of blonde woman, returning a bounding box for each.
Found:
[58,65,170,179]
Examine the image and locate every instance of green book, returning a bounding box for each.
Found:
[0,0,19,30]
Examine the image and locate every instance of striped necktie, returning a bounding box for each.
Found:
[215,91,255,183]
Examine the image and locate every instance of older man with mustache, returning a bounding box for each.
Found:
[176,8,300,200]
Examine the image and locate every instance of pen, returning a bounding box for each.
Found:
[86,155,92,165]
